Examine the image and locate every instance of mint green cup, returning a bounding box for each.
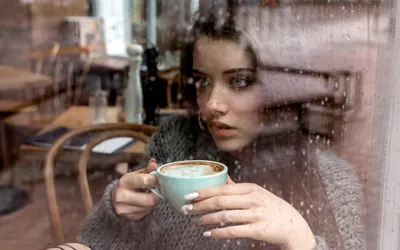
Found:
[150,160,228,211]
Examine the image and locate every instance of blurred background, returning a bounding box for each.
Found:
[0,0,398,249]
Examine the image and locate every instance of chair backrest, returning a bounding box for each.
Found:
[43,123,156,244]
[23,43,93,109]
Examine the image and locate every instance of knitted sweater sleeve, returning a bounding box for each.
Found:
[317,151,366,249]
[79,117,187,250]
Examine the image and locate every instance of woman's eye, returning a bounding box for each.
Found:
[230,77,253,88]
[195,78,210,88]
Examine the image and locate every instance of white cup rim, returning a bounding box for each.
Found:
[156,160,228,179]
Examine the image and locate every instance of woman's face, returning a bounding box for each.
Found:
[193,36,264,152]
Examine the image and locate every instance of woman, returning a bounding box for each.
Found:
[79,5,365,250]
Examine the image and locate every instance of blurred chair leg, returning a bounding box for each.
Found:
[1,121,10,171]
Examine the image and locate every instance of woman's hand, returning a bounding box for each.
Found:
[182,182,316,250]
[46,243,91,250]
[112,158,160,221]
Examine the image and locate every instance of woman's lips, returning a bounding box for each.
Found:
[210,121,237,137]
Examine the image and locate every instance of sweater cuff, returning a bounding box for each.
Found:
[79,180,152,249]
[314,236,328,250]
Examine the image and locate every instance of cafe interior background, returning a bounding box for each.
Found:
[0,0,399,249]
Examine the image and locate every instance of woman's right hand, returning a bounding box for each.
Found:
[112,158,160,221]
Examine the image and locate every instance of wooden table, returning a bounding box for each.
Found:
[0,65,52,170]
[0,65,52,92]
[88,56,130,105]
[90,56,130,72]
[19,106,145,165]
[18,106,187,164]
[0,65,52,113]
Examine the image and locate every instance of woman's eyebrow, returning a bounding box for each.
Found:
[223,68,256,74]
[192,69,208,75]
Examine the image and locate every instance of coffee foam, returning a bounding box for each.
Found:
[161,164,220,177]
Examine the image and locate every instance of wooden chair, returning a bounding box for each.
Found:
[2,45,94,169]
[23,42,93,107]
[158,66,182,109]
[43,123,156,244]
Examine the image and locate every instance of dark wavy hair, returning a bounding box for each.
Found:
[180,4,331,118]
[180,4,258,115]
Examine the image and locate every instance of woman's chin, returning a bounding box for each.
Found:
[214,138,247,153]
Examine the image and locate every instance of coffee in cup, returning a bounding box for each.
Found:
[150,160,227,211]
[160,162,224,177]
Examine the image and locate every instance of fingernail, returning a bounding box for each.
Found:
[203,231,211,237]
[181,204,193,213]
[149,158,156,163]
[184,192,199,200]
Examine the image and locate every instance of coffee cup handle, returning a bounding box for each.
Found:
[149,171,165,200]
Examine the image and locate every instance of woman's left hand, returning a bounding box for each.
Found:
[182,182,316,250]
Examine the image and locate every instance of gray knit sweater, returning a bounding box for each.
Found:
[80,116,365,250]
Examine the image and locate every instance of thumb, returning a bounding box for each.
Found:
[226,175,235,184]
[145,158,158,173]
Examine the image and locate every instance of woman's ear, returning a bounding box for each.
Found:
[198,113,208,132]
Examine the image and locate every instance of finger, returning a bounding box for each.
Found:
[119,173,158,190]
[63,243,92,250]
[145,158,158,173]
[226,175,235,184]
[133,158,158,174]
[203,225,253,239]
[128,210,151,221]
[201,209,263,225]
[192,183,256,202]
[114,188,159,208]
[183,195,259,213]
[116,203,150,217]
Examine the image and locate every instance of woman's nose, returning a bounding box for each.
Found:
[205,85,229,115]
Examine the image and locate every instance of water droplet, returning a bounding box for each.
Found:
[234,160,239,165]
[251,243,256,248]
[300,201,304,206]
[306,209,310,215]
[237,241,241,245]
